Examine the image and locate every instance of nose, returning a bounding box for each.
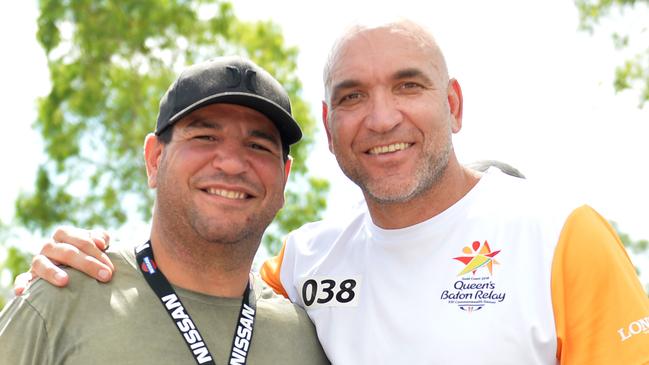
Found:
[364,90,402,133]
[210,143,249,176]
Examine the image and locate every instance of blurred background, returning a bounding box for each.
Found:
[1,0,647,307]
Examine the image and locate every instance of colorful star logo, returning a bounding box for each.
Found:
[453,240,501,276]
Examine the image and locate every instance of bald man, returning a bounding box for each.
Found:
[16,19,649,365]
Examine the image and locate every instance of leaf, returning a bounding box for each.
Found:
[575,0,649,107]
[15,0,329,256]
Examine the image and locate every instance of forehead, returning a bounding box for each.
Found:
[177,103,280,137]
[327,28,444,89]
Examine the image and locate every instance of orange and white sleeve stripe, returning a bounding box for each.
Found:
[260,241,289,298]
[551,205,649,364]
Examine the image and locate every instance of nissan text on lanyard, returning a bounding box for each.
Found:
[136,241,257,365]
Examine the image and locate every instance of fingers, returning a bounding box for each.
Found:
[13,272,35,296]
[23,226,116,290]
[39,239,114,283]
[51,226,115,271]
[90,229,111,251]
[30,253,69,286]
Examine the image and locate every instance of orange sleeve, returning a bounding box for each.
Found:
[259,241,289,298]
[551,205,649,364]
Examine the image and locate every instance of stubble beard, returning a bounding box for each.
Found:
[155,169,279,251]
[185,203,275,246]
[337,136,452,205]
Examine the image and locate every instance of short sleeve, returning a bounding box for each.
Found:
[0,295,50,365]
[551,205,649,364]
[260,241,289,298]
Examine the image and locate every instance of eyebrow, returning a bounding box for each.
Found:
[393,68,434,85]
[186,117,281,147]
[330,67,435,100]
[331,79,362,101]
[250,129,282,148]
[185,118,223,131]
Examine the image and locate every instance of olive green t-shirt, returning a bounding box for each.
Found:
[0,243,329,365]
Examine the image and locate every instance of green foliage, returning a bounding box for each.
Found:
[15,0,328,255]
[612,221,649,256]
[575,0,649,107]
[1,248,31,288]
[610,221,649,292]
[0,246,33,310]
[577,1,649,293]
[264,177,330,254]
[0,222,32,310]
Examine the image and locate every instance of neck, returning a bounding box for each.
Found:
[366,160,480,229]
[147,220,256,298]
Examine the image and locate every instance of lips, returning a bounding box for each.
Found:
[367,142,412,155]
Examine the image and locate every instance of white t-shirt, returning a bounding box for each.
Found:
[262,168,649,365]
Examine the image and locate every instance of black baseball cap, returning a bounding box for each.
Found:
[156,56,302,149]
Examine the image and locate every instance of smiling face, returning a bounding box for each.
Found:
[323,24,463,207]
[145,103,289,246]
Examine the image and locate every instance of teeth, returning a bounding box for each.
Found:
[368,142,411,155]
[206,188,247,200]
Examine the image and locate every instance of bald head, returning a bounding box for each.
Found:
[323,19,449,104]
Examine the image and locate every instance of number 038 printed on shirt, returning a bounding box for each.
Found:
[298,276,362,308]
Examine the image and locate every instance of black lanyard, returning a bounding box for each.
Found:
[135,241,256,365]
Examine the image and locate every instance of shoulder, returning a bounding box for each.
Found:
[477,168,569,208]
[551,205,649,363]
[468,169,577,230]
[554,205,631,269]
[254,274,306,315]
[251,274,327,361]
[253,274,314,325]
[285,202,368,251]
[19,242,138,319]
[0,294,50,364]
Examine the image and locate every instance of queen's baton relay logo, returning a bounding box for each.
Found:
[440,240,506,312]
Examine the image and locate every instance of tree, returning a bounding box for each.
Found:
[611,221,649,267]
[0,222,31,309]
[575,0,649,107]
[13,0,329,257]
[576,1,649,293]
[610,221,649,294]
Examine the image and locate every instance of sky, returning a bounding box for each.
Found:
[1,1,648,280]
[235,0,649,245]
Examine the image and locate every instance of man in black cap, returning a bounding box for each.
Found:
[14,18,649,365]
[0,56,328,365]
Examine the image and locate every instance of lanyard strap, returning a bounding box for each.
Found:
[135,241,256,365]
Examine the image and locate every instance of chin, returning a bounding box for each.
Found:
[366,189,417,204]
[189,218,248,244]
[360,176,414,200]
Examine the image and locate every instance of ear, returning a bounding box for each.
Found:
[284,155,293,182]
[144,133,164,188]
[278,155,293,208]
[322,101,334,153]
[447,78,463,133]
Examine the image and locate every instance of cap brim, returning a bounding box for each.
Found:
[168,92,302,147]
